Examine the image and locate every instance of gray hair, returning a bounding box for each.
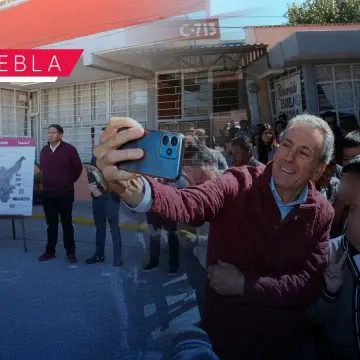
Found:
[283,114,334,164]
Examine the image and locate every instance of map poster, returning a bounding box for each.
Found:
[0,137,36,216]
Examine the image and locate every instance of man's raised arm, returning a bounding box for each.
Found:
[142,173,240,226]
[93,118,242,226]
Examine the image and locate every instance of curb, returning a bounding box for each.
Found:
[31,213,148,232]
[30,214,198,236]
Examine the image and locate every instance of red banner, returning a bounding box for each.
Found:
[0,138,36,146]
[0,49,83,77]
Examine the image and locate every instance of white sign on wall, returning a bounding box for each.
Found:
[274,72,303,120]
[0,138,36,216]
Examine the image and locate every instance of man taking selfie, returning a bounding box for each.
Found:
[93,115,334,360]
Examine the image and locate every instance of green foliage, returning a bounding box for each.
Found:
[287,0,360,25]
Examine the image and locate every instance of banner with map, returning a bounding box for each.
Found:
[0,138,36,216]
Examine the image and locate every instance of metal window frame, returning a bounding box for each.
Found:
[156,71,182,122]
[37,76,149,161]
[156,68,241,124]
[182,70,211,121]
[314,63,360,127]
[0,88,28,137]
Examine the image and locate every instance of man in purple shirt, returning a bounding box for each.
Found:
[38,124,83,263]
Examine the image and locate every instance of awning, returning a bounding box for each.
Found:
[247,29,360,79]
[84,42,268,78]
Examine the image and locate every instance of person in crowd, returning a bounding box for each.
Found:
[231,135,264,168]
[85,152,123,267]
[238,119,254,141]
[38,124,83,263]
[278,113,288,125]
[316,156,340,205]
[185,124,196,136]
[275,120,286,143]
[342,130,360,166]
[323,113,344,165]
[227,120,240,141]
[331,156,360,237]
[194,128,228,173]
[330,130,360,228]
[332,155,360,232]
[333,158,343,180]
[94,114,335,360]
[253,123,264,146]
[142,174,189,274]
[183,135,217,184]
[313,194,360,360]
[254,123,279,164]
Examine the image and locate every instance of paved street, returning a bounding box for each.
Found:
[0,215,204,360]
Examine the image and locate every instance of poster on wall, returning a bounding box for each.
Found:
[275,72,303,121]
[0,138,36,216]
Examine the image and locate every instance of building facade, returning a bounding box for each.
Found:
[0,0,266,161]
[245,24,360,134]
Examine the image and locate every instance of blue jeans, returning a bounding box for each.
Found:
[92,193,122,261]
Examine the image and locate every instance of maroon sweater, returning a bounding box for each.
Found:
[146,164,334,358]
[40,141,83,193]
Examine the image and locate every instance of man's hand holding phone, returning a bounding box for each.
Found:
[93,117,146,206]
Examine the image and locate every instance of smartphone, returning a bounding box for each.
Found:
[117,129,184,181]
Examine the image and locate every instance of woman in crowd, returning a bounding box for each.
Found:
[254,123,279,164]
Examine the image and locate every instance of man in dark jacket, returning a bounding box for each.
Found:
[94,114,335,359]
[38,124,83,263]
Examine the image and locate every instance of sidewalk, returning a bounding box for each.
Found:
[31,201,196,235]
[0,218,203,359]
[32,201,148,232]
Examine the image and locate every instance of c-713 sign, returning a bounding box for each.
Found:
[178,19,220,40]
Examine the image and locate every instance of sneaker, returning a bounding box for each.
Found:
[67,254,78,264]
[38,252,56,262]
[142,262,159,272]
[85,255,105,264]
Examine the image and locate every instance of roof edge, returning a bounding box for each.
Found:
[244,23,360,29]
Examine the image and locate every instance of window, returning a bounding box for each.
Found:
[157,73,182,121]
[315,64,360,133]
[213,70,240,113]
[110,78,147,124]
[183,72,210,118]
[156,70,244,147]
[157,71,242,121]
[39,78,148,161]
[0,89,29,137]
[129,79,147,122]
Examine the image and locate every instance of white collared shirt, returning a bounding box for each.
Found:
[50,142,61,152]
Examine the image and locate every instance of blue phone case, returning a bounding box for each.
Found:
[118,130,184,180]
